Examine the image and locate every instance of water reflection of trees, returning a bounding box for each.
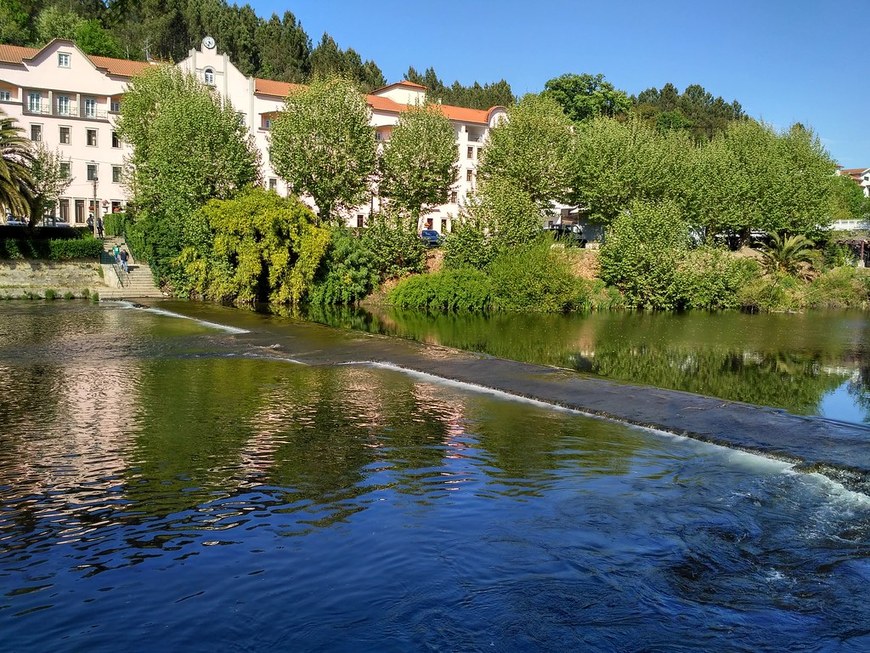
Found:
[123,356,650,529]
[322,306,867,418]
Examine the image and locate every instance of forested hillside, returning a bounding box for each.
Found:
[0,0,514,100]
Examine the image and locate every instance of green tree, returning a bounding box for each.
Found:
[760,232,815,277]
[405,66,514,109]
[309,34,385,92]
[689,121,836,241]
[35,4,82,43]
[478,93,574,206]
[543,73,631,122]
[0,0,33,45]
[0,113,34,219]
[255,11,311,82]
[27,144,72,227]
[74,18,123,57]
[830,174,870,223]
[177,187,329,304]
[571,116,694,225]
[270,77,376,223]
[379,104,457,219]
[633,82,744,142]
[117,65,260,286]
[599,199,690,310]
[446,177,544,270]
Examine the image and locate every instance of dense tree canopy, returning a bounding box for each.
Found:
[116,65,260,285]
[478,94,574,206]
[404,66,514,110]
[633,83,745,141]
[379,105,457,218]
[269,78,376,223]
[543,73,632,122]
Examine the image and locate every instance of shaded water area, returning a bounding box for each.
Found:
[2,301,870,651]
[303,305,870,426]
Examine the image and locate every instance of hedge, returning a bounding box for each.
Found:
[0,237,104,260]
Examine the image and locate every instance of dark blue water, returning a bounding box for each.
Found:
[1,302,869,651]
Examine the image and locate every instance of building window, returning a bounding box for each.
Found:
[268,178,277,192]
[30,124,42,142]
[58,52,71,68]
[356,215,364,228]
[59,161,70,179]
[59,199,69,222]
[112,166,122,183]
[110,99,121,113]
[466,169,473,182]
[112,131,120,148]
[204,68,215,85]
[86,163,97,181]
[441,218,448,233]
[84,98,96,118]
[467,146,473,159]
[262,117,272,130]
[0,90,10,102]
[449,190,457,204]
[86,129,97,146]
[28,92,41,113]
[59,126,70,144]
[56,95,70,115]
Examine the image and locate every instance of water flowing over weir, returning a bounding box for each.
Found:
[141,301,870,495]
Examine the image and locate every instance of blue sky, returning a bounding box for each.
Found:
[249,0,867,168]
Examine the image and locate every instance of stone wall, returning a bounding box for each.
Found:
[0,260,106,298]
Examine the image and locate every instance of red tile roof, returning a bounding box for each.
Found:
[372,80,428,93]
[89,55,152,78]
[254,78,302,97]
[0,44,39,65]
[0,42,151,77]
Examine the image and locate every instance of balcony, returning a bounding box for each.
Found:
[24,100,109,121]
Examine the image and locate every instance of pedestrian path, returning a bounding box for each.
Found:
[99,237,164,299]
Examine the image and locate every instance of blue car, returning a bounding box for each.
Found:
[420,229,442,247]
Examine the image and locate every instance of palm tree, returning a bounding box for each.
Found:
[0,112,35,221]
[760,231,815,277]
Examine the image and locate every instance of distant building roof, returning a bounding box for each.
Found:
[371,80,428,94]
[0,41,151,77]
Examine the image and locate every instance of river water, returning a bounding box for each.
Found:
[1,301,869,651]
[304,305,870,426]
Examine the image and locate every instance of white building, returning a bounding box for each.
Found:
[1,37,507,233]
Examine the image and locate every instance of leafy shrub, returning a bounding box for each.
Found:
[389,269,493,312]
[309,227,378,305]
[599,199,691,310]
[124,217,148,263]
[90,291,99,302]
[737,274,799,312]
[488,239,583,312]
[806,267,870,309]
[0,236,102,260]
[103,212,128,237]
[361,213,426,280]
[675,247,759,310]
[44,288,57,300]
[176,187,329,304]
[63,291,75,300]
[443,217,493,270]
[48,237,104,260]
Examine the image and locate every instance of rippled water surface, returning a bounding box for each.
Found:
[303,305,870,425]
[2,302,870,651]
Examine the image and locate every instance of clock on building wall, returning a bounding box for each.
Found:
[202,36,216,49]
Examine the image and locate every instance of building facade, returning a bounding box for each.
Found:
[1,38,506,233]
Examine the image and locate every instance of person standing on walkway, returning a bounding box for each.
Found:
[119,248,129,273]
[96,216,104,238]
[112,243,120,266]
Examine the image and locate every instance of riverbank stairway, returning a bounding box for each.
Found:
[98,237,164,299]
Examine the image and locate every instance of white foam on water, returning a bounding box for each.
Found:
[352,360,798,471]
[782,467,870,508]
[126,304,249,334]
